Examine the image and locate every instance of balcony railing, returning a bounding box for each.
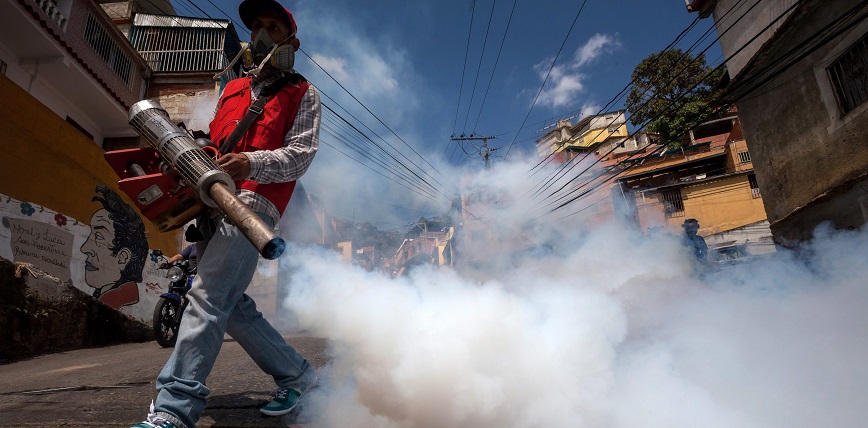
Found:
[35,0,67,29]
[83,10,133,85]
[18,0,150,109]
[68,0,150,107]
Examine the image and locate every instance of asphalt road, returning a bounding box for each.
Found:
[0,335,328,427]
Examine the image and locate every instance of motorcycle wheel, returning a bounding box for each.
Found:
[153,298,180,348]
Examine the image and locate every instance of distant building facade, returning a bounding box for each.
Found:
[616,112,775,257]
[535,110,656,226]
[534,106,774,260]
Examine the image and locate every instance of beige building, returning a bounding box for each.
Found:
[534,111,656,226]
[618,114,775,257]
[536,110,631,161]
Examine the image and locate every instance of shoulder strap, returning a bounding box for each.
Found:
[218,74,300,156]
[219,95,270,155]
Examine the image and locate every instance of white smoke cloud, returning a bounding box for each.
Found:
[277,159,868,428]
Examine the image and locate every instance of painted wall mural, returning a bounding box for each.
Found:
[1,188,172,322]
[82,185,149,309]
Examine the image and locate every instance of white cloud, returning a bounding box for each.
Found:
[575,33,619,67]
[293,4,411,115]
[535,33,620,109]
[309,54,350,82]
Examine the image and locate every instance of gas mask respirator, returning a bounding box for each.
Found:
[214,29,296,79]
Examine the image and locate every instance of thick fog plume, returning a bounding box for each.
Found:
[278,160,868,428]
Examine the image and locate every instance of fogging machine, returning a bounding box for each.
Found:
[104,100,285,260]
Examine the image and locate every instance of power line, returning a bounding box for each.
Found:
[319,118,442,201]
[471,0,517,133]
[451,135,498,169]
[461,0,498,133]
[546,0,864,219]
[525,0,754,199]
[450,0,478,136]
[314,85,453,203]
[298,48,453,194]
[319,101,450,202]
[502,0,590,161]
[526,0,766,210]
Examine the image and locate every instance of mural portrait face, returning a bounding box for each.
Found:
[80,185,148,303]
[80,208,129,292]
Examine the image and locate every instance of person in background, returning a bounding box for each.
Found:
[160,243,197,268]
[681,218,708,261]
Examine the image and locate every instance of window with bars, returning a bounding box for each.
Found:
[660,187,684,213]
[737,151,751,163]
[828,32,868,115]
[84,12,132,85]
[749,174,761,199]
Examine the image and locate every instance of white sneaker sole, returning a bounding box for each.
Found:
[260,403,298,416]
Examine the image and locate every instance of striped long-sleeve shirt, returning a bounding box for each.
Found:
[220,71,321,224]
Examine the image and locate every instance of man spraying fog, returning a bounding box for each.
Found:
[132,1,320,426]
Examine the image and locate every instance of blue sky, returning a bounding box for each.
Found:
[170,0,721,228]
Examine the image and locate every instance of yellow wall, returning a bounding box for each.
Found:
[566,123,628,150]
[337,241,353,262]
[727,140,754,172]
[0,73,185,322]
[0,74,178,252]
[637,174,767,236]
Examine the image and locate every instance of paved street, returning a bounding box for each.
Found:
[0,336,328,427]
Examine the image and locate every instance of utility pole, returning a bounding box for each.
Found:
[450,134,498,169]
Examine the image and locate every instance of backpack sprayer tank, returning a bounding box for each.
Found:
[109,100,285,260]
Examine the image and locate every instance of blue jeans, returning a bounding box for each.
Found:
[153,212,315,428]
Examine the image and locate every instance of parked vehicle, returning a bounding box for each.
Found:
[151,250,196,348]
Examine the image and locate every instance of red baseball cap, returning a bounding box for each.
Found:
[239,0,297,35]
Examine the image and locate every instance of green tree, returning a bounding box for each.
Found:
[626,49,724,147]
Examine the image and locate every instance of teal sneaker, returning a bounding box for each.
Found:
[260,387,303,416]
[131,422,173,428]
[131,401,175,427]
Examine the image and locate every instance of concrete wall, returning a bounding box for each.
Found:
[150,89,218,133]
[731,2,868,243]
[711,0,799,79]
[0,73,179,323]
[31,0,150,109]
[0,257,152,362]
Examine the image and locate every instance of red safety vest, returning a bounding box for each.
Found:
[209,76,310,216]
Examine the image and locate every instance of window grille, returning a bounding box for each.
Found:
[84,12,132,85]
[828,32,868,115]
[660,187,684,213]
[749,174,761,199]
[130,26,235,74]
[737,151,751,163]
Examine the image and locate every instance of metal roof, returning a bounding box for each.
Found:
[129,14,241,74]
[133,13,231,29]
